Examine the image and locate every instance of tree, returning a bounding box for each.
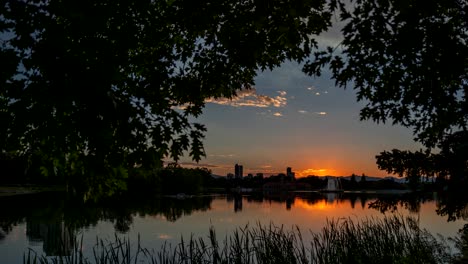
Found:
[376,149,431,190]
[360,173,366,183]
[376,131,468,189]
[304,0,467,185]
[1,0,332,197]
[350,173,357,189]
[305,0,467,148]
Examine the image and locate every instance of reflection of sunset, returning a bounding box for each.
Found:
[295,198,335,211]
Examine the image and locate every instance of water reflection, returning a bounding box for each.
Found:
[1,190,468,257]
[233,194,242,212]
[0,193,214,256]
[26,221,74,256]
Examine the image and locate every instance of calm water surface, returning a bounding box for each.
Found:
[0,191,466,263]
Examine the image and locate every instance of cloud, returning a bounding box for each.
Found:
[273,112,283,117]
[158,234,172,239]
[208,154,236,158]
[307,86,315,91]
[315,92,321,96]
[298,110,326,116]
[278,90,287,96]
[297,168,334,177]
[205,88,287,108]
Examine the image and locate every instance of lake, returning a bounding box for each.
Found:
[0,191,466,263]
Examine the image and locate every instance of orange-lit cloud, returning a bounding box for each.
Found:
[296,168,334,177]
[206,89,287,108]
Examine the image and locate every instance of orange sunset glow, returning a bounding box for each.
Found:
[295,168,334,177]
[294,198,335,211]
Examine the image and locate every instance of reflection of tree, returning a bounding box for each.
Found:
[0,192,214,246]
[26,220,75,256]
[0,193,65,241]
[368,193,433,215]
[263,192,299,205]
[360,196,368,209]
[348,194,358,209]
[158,196,213,222]
[436,191,468,222]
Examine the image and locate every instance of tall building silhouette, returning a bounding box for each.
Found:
[235,164,243,179]
[287,167,295,180]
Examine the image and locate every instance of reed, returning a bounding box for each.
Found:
[23,215,454,264]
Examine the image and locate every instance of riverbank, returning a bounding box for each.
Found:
[0,185,65,197]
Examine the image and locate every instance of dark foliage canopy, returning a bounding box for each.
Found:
[305,0,468,149]
[304,0,467,184]
[2,0,467,195]
[1,0,331,194]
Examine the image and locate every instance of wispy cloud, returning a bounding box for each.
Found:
[206,88,287,108]
[208,154,236,158]
[298,110,327,116]
[273,112,283,117]
[306,86,329,96]
[278,90,287,97]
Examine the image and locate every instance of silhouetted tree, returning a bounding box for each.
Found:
[1,0,332,197]
[305,0,467,187]
[350,173,357,189]
[305,0,467,149]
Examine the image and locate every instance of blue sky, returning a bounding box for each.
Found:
[175,10,424,177]
[179,60,423,177]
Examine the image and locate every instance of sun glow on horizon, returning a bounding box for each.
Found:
[296,168,334,177]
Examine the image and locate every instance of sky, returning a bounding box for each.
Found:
[172,18,424,178]
[176,60,423,178]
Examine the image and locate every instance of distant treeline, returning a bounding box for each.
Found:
[0,152,443,198]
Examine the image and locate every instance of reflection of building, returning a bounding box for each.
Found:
[26,220,74,256]
[234,194,243,212]
[235,164,243,179]
[286,196,295,210]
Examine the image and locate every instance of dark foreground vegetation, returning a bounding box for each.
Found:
[23,215,467,264]
[2,0,466,200]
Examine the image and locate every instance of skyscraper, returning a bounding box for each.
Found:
[287,167,295,180]
[235,164,243,179]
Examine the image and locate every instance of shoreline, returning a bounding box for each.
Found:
[0,185,65,197]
